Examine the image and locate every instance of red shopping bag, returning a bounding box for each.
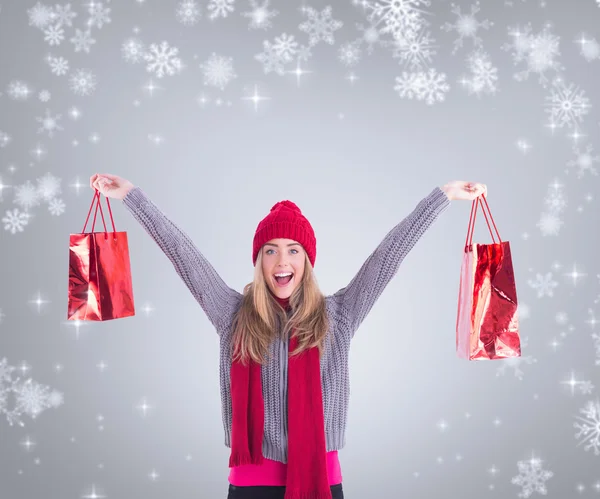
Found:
[456,194,520,360]
[68,190,135,321]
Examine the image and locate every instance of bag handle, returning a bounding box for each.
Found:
[82,190,117,238]
[464,194,502,252]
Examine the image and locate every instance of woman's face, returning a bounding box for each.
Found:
[261,238,305,298]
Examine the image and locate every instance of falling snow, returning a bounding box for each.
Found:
[298,5,343,47]
[199,53,237,90]
[441,2,492,55]
[241,0,278,30]
[574,400,600,456]
[144,41,183,78]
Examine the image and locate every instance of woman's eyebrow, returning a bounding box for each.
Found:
[264,243,301,247]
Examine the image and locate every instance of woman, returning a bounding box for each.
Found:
[89,173,486,499]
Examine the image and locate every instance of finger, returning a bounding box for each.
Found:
[100,173,118,180]
[90,173,98,188]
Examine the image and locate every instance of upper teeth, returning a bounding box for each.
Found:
[275,272,292,277]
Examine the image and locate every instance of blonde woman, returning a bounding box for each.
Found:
[89,173,486,499]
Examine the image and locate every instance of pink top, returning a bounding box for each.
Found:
[228,451,342,486]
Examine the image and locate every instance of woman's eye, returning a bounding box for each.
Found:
[266,249,298,255]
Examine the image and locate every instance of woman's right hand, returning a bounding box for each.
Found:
[90,173,135,200]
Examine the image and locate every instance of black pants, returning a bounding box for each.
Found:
[227,483,344,499]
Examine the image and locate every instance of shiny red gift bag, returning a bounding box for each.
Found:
[456,194,520,360]
[68,190,135,321]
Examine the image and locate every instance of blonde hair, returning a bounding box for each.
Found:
[230,248,330,366]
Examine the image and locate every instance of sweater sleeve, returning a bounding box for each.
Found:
[121,186,242,333]
[334,186,451,337]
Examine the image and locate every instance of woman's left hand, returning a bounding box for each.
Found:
[441,180,487,201]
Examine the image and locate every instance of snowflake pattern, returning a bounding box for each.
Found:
[144,41,183,78]
[441,2,492,55]
[394,68,450,105]
[298,5,343,47]
[544,77,590,130]
[574,400,600,456]
[511,457,554,498]
[70,28,96,53]
[503,23,563,86]
[2,209,30,234]
[391,29,437,70]
[36,109,63,137]
[207,0,235,20]
[241,0,278,30]
[69,68,97,96]
[200,53,237,90]
[459,50,498,96]
[176,0,202,26]
[121,38,146,64]
[0,358,63,426]
[527,272,558,297]
[566,144,599,178]
[364,0,431,43]
[47,55,69,75]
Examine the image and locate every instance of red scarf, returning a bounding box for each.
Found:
[229,296,331,499]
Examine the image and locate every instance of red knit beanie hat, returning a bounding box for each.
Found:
[252,200,316,268]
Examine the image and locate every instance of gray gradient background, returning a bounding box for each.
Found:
[1,0,599,498]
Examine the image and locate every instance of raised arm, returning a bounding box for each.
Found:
[332,186,451,337]
[121,186,243,332]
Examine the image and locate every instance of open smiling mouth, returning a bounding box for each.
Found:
[274,273,294,287]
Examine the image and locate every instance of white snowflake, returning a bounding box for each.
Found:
[460,50,498,96]
[47,55,69,75]
[338,40,362,67]
[176,0,202,26]
[298,5,343,47]
[69,69,97,96]
[14,181,41,211]
[272,33,299,62]
[36,109,63,137]
[144,41,183,78]
[52,3,77,28]
[537,212,563,235]
[199,53,237,90]
[574,399,600,455]
[543,180,566,214]
[503,23,563,86]
[43,24,64,46]
[391,29,437,70]
[121,38,145,64]
[511,457,554,498]
[0,359,64,426]
[593,332,600,365]
[38,90,51,102]
[394,68,449,105]
[207,0,235,20]
[441,2,492,55]
[36,173,62,201]
[364,0,431,43]
[70,28,96,53]
[2,209,30,234]
[241,0,278,30]
[255,40,286,75]
[544,77,590,130]
[27,2,56,29]
[527,272,558,297]
[48,198,65,216]
[566,144,599,178]
[355,21,387,55]
[87,1,111,29]
[7,80,33,101]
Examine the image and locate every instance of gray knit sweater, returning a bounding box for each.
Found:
[122,186,451,464]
